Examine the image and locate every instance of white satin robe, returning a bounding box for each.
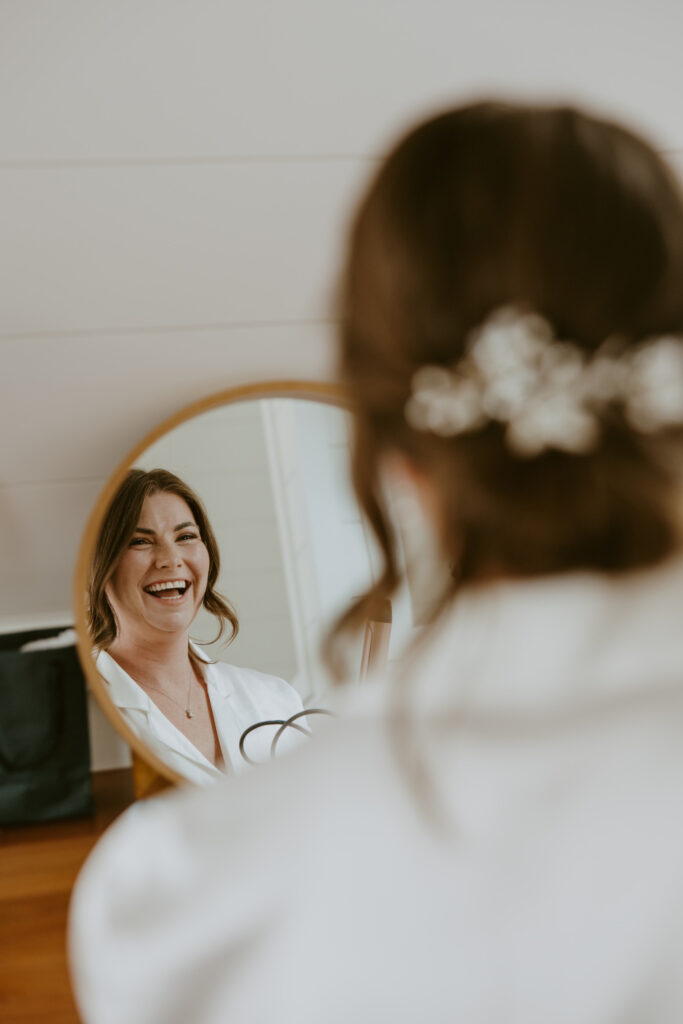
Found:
[72,555,683,1023]
[96,645,305,783]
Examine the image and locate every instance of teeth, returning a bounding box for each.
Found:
[145,580,188,593]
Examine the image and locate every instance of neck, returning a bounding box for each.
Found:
[107,629,194,692]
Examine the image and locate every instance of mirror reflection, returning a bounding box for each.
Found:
[90,474,310,784]
[84,396,390,784]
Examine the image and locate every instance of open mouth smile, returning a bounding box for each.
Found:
[143,579,190,602]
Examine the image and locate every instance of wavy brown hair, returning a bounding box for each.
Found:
[332,101,683,659]
[88,468,239,652]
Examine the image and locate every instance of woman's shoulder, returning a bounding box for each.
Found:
[211,659,289,688]
[208,659,303,709]
[93,648,149,710]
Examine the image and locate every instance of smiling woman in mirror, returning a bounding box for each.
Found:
[88,468,304,784]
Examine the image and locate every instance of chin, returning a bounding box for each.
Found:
[146,613,195,635]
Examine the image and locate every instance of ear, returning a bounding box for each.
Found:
[380,452,442,528]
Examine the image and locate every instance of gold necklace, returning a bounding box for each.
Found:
[143,668,196,719]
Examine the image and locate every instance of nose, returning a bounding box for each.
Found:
[155,539,182,569]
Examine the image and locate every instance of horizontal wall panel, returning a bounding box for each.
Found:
[0,479,105,618]
[218,530,285,574]
[2,1,683,161]
[226,571,290,619]
[0,323,335,484]
[0,161,368,336]
[4,0,683,635]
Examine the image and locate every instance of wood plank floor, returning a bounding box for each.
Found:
[0,769,135,1024]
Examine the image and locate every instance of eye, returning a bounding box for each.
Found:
[129,536,152,547]
[177,532,199,542]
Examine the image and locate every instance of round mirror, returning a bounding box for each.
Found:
[73,382,386,790]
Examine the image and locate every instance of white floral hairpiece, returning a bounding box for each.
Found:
[404,305,683,456]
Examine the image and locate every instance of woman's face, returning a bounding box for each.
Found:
[106,491,210,643]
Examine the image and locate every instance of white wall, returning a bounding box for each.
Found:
[264,400,376,697]
[2,0,683,752]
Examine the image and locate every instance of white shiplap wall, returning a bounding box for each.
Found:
[2,0,683,630]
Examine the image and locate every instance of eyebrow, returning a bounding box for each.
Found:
[133,521,197,535]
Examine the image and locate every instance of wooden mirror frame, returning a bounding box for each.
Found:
[72,380,348,792]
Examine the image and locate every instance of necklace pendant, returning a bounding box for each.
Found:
[186,710,193,719]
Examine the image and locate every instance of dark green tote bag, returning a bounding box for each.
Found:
[0,631,93,826]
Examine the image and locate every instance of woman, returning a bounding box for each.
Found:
[90,468,305,783]
[71,103,683,1021]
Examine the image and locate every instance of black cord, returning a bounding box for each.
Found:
[238,708,335,765]
[270,708,336,758]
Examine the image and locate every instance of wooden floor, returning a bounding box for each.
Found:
[0,769,135,1024]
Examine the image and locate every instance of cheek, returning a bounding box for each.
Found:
[108,553,139,603]
[197,550,211,594]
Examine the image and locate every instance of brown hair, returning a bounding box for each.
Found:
[334,101,683,652]
[88,468,239,651]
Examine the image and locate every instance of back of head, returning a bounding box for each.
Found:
[337,102,683,631]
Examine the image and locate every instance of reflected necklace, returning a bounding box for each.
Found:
[143,668,196,719]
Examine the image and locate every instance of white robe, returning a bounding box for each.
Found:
[71,555,683,1023]
[96,645,305,783]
